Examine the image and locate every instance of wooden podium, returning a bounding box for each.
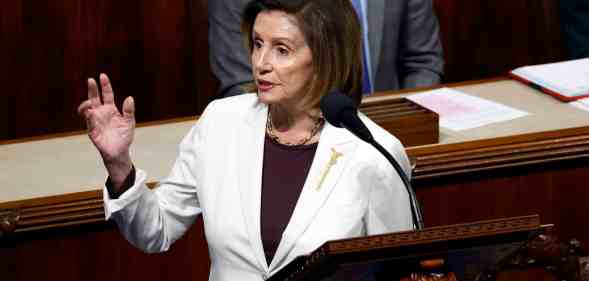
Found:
[268,215,587,281]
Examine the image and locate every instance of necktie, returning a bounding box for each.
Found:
[350,0,373,95]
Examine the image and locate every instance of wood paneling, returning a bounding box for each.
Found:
[0,219,210,281]
[434,0,565,83]
[404,118,589,248]
[411,148,589,249]
[410,128,589,180]
[0,187,211,281]
[1,0,565,140]
[0,0,216,140]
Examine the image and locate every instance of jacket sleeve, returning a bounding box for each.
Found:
[102,103,216,253]
[208,0,254,97]
[398,0,444,88]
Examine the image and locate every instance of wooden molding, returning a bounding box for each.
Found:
[0,182,158,234]
[268,215,542,281]
[408,128,589,180]
[0,190,103,234]
[326,215,541,253]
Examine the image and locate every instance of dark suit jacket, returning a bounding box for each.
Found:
[208,0,444,97]
[560,0,589,59]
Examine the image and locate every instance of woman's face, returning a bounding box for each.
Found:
[251,10,314,109]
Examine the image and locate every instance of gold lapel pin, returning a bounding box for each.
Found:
[316,148,343,191]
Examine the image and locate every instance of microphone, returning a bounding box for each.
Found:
[320,90,424,230]
[320,90,374,143]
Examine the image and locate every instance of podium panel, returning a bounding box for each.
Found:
[268,216,545,281]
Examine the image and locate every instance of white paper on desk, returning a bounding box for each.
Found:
[570,97,589,112]
[407,88,529,131]
[511,58,589,98]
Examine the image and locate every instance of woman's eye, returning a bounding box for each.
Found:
[253,40,263,49]
[277,47,289,56]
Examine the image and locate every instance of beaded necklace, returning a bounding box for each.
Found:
[266,110,324,146]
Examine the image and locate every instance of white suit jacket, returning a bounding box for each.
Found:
[103,94,413,281]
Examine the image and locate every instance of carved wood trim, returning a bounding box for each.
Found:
[326,215,541,254]
[0,191,103,234]
[0,182,158,234]
[268,215,542,281]
[408,128,589,180]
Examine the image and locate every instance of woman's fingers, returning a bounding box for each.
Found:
[100,73,115,105]
[77,98,98,130]
[122,96,135,119]
[87,78,101,108]
[77,99,94,117]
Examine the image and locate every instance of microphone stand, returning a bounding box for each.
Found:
[367,139,424,230]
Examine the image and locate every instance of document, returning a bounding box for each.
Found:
[407,88,529,131]
[509,58,589,102]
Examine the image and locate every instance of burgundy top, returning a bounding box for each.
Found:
[261,135,318,265]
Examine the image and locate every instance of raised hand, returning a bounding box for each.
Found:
[77,74,135,187]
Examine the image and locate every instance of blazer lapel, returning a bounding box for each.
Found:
[367,0,385,77]
[237,101,269,272]
[269,124,358,272]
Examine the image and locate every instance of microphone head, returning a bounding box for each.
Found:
[320,90,374,143]
[320,90,357,128]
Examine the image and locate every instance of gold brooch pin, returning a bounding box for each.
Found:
[316,148,343,191]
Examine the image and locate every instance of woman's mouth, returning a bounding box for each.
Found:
[257,80,274,91]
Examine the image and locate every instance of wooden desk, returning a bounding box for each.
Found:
[2,78,588,281]
[369,78,589,250]
[401,80,589,253]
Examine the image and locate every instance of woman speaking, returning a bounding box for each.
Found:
[77,0,413,280]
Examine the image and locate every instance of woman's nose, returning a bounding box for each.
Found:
[254,50,272,73]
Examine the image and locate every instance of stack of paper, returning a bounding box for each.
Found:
[510,58,589,102]
[407,88,529,131]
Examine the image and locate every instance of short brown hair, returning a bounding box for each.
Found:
[241,0,363,107]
